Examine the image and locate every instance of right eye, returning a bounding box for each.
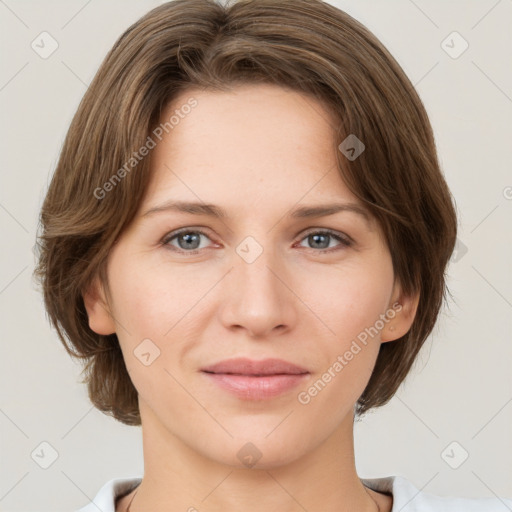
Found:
[161,228,214,255]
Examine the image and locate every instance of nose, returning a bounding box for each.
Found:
[218,244,297,339]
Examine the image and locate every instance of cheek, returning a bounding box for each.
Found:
[300,259,394,342]
[108,257,211,385]
[295,255,393,403]
[295,276,389,418]
[109,265,186,403]
[109,255,180,326]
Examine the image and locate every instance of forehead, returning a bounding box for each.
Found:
[157,83,338,160]
[142,84,368,224]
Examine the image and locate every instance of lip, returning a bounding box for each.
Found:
[200,358,309,400]
[201,357,308,376]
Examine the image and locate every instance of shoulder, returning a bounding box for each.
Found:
[361,475,512,512]
[75,476,142,512]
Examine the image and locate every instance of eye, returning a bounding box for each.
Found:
[296,229,352,253]
[162,228,213,254]
[161,227,353,255]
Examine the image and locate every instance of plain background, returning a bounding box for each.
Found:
[0,0,511,510]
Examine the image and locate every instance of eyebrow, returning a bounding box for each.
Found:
[142,200,371,223]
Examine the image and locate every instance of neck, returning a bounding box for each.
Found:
[122,401,387,512]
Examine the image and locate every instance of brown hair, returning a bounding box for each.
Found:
[33,0,457,425]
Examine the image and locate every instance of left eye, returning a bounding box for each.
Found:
[297,230,352,252]
[162,228,352,254]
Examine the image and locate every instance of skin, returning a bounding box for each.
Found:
[84,83,419,512]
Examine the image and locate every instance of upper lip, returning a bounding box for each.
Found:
[201,358,309,376]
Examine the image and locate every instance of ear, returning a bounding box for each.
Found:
[82,275,116,335]
[380,281,420,343]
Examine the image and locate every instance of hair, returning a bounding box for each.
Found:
[33,0,457,426]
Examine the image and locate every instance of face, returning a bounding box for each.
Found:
[85,83,417,469]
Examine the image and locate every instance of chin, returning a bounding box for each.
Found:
[205,430,309,470]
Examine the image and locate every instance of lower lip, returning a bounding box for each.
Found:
[202,372,309,400]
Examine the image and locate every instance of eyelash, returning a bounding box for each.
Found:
[161,227,353,255]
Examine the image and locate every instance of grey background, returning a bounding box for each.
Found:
[0,0,511,511]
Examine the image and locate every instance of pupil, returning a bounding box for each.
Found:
[310,234,328,249]
[180,233,200,250]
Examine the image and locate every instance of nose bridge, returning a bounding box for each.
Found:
[238,241,279,294]
[220,233,295,336]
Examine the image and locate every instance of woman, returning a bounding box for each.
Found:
[33,0,511,511]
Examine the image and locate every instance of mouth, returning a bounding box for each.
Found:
[200,358,310,400]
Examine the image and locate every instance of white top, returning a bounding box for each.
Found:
[76,475,512,511]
